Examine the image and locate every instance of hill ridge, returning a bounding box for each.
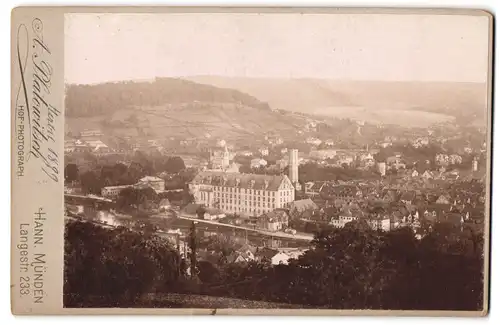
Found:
[65,77,271,117]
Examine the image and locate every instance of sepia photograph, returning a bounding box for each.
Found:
[61,11,491,312]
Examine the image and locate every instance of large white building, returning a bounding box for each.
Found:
[101,176,165,198]
[101,185,132,198]
[189,171,295,216]
[137,176,165,192]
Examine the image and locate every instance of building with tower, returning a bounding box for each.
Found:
[189,171,295,216]
[208,146,231,171]
[377,162,387,176]
[472,157,478,172]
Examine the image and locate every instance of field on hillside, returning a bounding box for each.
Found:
[311,106,455,128]
[66,103,306,140]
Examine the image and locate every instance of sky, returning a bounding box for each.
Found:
[64,12,490,84]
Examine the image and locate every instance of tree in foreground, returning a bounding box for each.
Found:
[63,220,183,307]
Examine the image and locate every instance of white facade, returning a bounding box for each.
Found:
[271,252,291,265]
[368,218,391,231]
[329,215,357,228]
[190,172,295,216]
[101,185,132,198]
[251,158,267,169]
[138,176,165,192]
[306,137,322,146]
[377,162,387,176]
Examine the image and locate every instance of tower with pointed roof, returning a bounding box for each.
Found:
[222,145,230,170]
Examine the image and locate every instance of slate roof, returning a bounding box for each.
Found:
[205,208,225,215]
[255,247,279,259]
[400,190,416,202]
[183,203,204,215]
[260,210,289,222]
[320,184,358,197]
[289,199,318,213]
[310,181,325,191]
[382,189,399,201]
[192,171,289,191]
[159,198,171,206]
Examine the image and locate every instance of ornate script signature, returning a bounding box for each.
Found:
[15,18,60,183]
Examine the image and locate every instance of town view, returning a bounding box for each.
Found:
[63,13,490,311]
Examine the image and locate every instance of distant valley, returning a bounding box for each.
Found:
[65,76,488,141]
[185,76,488,127]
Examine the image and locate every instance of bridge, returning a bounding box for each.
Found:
[177,215,314,242]
[64,194,113,210]
[65,193,112,202]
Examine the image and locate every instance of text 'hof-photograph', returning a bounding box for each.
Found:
[11,8,492,316]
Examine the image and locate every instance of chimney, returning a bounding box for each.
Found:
[264,179,269,189]
[289,149,299,184]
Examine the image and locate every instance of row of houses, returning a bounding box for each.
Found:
[64,139,113,155]
[201,244,307,266]
[326,204,483,235]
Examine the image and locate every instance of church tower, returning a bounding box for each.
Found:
[289,149,300,190]
[222,145,230,170]
[472,156,478,172]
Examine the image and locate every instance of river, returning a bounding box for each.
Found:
[85,208,310,249]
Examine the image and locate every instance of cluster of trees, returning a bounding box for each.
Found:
[116,187,159,213]
[115,185,195,215]
[64,220,184,307]
[191,225,484,310]
[374,144,442,164]
[65,152,188,195]
[132,151,187,175]
[64,218,484,310]
[235,160,382,181]
[293,162,380,182]
[65,78,270,117]
[374,143,480,172]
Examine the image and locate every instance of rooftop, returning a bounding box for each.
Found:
[192,171,290,191]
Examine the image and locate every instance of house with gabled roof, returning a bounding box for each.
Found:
[400,191,416,205]
[436,194,452,205]
[159,198,171,211]
[203,208,226,220]
[254,247,279,263]
[305,181,325,197]
[226,251,254,264]
[382,189,399,203]
[257,209,289,232]
[289,199,318,217]
[320,184,361,205]
[367,216,392,231]
[271,252,292,265]
[421,170,435,180]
